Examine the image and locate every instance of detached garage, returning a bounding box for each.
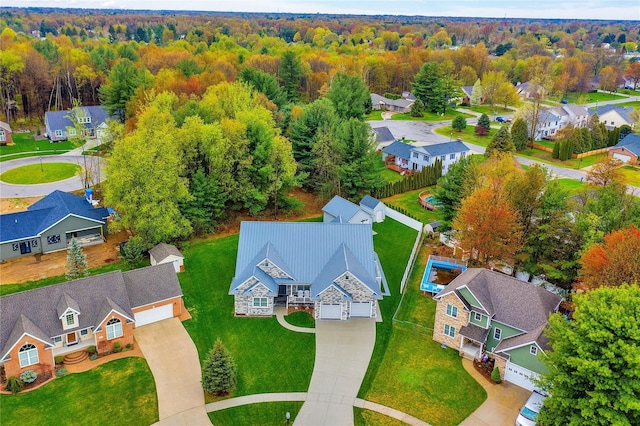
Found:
[320,303,342,320]
[608,135,640,165]
[134,304,174,327]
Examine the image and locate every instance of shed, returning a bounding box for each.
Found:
[359,195,386,223]
[322,195,372,224]
[149,243,184,273]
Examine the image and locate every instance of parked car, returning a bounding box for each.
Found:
[515,391,547,426]
[560,99,568,104]
[506,118,512,123]
[496,116,506,123]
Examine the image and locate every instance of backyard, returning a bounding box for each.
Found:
[0,133,79,162]
[435,124,498,147]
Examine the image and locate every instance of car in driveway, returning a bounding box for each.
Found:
[515,391,546,426]
[496,116,506,123]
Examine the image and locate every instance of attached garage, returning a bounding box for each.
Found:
[504,361,540,391]
[350,301,372,318]
[320,303,342,320]
[134,304,174,327]
[613,152,632,163]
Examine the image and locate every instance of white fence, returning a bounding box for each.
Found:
[384,206,423,231]
[384,205,425,293]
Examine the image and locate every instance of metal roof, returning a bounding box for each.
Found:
[322,195,362,220]
[360,195,383,210]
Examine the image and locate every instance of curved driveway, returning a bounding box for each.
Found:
[0,155,105,198]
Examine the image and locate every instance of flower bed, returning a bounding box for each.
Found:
[473,357,496,384]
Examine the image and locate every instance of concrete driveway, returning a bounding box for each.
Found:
[134,318,211,425]
[294,318,376,426]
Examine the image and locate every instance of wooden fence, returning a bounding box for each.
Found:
[532,143,611,159]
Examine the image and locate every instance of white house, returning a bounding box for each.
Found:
[382,140,471,174]
[589,105,636,130]
[534,104,589,140]
[149,243,184,273]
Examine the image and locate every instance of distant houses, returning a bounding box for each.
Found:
[534,104,589,140]
[589,105,636,130]
[382,140,471,174]
[371,93,415,113]
[45,106,110,142]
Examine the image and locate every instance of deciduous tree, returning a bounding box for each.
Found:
[586,158,625,186]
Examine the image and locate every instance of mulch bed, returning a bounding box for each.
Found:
[474,358,497,384]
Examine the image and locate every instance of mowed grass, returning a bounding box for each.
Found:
[621,165,640,186]
[354,407,408,425]
[178,235,315,400]
[435,125,497,147]
[553,178,590,196]
[363,245,486,426]
[0,357,158,426]
[391,110,472,122]
[208,401,304,425]
[285,311,315,328]
[0,162,81,184]
[517,149,609,169]
[381,187,444,224]
[0,133,78,160]
[375,160,404,184]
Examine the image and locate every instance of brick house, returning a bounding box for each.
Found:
[609,134,640,165]
[433,268,563,391]
[0,120,13,145]
[0,263,184,379]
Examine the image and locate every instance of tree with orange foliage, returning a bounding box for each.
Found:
[453,186,523,264]
[579,224,640,290]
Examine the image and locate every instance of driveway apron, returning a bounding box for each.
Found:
[294,318,376,426]
[134,318,211,425]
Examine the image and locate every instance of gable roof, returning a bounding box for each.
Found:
[45,106,109,132]
[589,105,635,124]
[149,243,183,263]
[614,134,640,156]
[0,264,182,360]
[322,195,362,221]
[436,268,562,333]
[360,195,383,210]
[382,140,412,159]
[372,126,395,143]
[229,222,383,299]
[495,323,551,353]
[0,120,12,132]
[0,190,109,243]
[418,141,471,157]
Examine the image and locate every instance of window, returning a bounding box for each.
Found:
[440,155,446,161]
[444,324,455,338]
[47,235,61,245]
[252,297,268,308]
[32,239,38,247]
[68,128,76,136]
[0,129,5,141]
[80,329,88,336]
[106,318,123,340]
[53,336,62,343]
[461,152,466,158]
[12,243,18,251]
[530,346,538,355]
[423,155,429,161]
[494,328,502,340]
[413,152,418,158]
[450,153,455,160]
[66,313,75,326]
[18,344,39,368]
[474,312,482,321]
[54,130,63,138]
[446,304,458,318]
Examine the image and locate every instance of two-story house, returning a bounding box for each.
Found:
[45,106,110,142]
[533,104,589,140]
[382,140,471,174]
[433,268,563,391]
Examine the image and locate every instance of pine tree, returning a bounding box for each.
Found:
[552,141,560,159]
[485,126,515,157]
[66,238,89,280]
[510,118,529,151]
[477,113,491,131]
[452,115,467,132]
[202,338,237,396]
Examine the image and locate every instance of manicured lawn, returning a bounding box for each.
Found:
[208,401,304,425]
[365,110,384,120]
[391,110,472,122]
[362,245,486,426]
[381,187,444,224]
[461,105,512,115]
[0,357,158,426]
[556,91,626,104]
[354,407,407,425]
[613,101,640,108]
[0,163,80,184]
[621,165,640,186]
[517,149,609,169]
[285,311,315,328]
[0,133,79,161]
[376,160,404,184]
[178,235,315,401]
[554,178,589,196]
[434,125,497,147]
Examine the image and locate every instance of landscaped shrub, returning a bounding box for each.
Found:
[5,376,22,394]
[54,355,64,364]
[474,125,489,136]
[452,115,467,131]
[89,354,98,361]
[113,342,122,353]
[552,142,560,159]
[56,368,68,377]
[19,369,38,384]
[491,366,502,383]
[202,338,237,396]
[374,159,442,198]
[125,343,133,350]
[87,345,96,354]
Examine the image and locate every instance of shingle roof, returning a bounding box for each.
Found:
[419,141,470,157]
[438,268,562,333]
[0,264,182,360]
[372,126,395,143]
[149,243,183,263]
[0,190,109,243]
[360,195,383,210]
[615,134,640,156]
[0,121,12,132]
[45,106,109,132]
[589,105,635,124]
[229,222,383,299]
[382,140,412,159]
[494,323,551,352]
[322,195,362,221]
[459,323,489,343]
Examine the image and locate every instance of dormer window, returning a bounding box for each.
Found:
[66,313,75,326]
[60,309,79,330]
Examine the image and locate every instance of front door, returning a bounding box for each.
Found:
[67,332,77,345]
[19,241,31,254]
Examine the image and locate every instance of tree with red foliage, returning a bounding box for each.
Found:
[579,224,640,289]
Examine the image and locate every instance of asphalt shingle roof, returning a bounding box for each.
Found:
[615,134,640,156]
[382,140,413,159]
[149,243,183,263]
[420,141,470,157]
[589,105,635,124]
[372,126,395,143]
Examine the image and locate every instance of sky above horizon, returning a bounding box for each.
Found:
[3,0,639,21]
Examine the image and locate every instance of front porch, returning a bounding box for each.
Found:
[458,324,488,361]
[460,341,483,360]
[52,337,96,357]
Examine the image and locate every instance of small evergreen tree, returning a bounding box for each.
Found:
[202,338,237,396]
[452,115,467,131]
[510,118,529,151]
[485,126,515,157]
[491,366,502,383]
[410,98,425,117]
[552,141,560,159]
[477,113,491,132]
[5,376,21,394]
[122,236,146,266]
[66,238,89,280]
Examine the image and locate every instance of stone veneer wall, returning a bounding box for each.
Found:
[335,273,377,318]
[258,259,290,278]
[492,353,508,380]
[233,279,273,316]
[433,292,469,350]
[315,285,348,320]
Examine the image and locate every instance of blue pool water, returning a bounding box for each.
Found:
[420,256,467,293]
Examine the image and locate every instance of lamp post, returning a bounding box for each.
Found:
[450,132,453,142]
[37,147,43,172]
[285,411,290,425]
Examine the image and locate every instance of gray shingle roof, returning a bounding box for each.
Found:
[438,268,562,333]
[322,195,362,220]
[0,121,12,132]
[0,190,109,243]
[229,222,383,299]
[420,141,470,157]
[589,105,635,124]
[123,263,183,308]
[382,140,412,159]
[149,243,183,263]
[494,323,551,352]
[615,134,640,156]
[372,126,395,143]
[459,323,489,343]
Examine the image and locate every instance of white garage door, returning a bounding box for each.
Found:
[134,304,174,327]
[320,303,342,320]
[350,302,372,318]
[504,362,540,391]
[613,153,632,163]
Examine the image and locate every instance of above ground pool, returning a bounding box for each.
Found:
[420,255,467,293]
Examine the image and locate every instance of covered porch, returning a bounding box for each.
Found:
[459,324,488,361]
[52,336,97,357]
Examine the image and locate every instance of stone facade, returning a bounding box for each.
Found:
[493,353,508,380]
[233,279,274,317]
[258,259,290,278]
[433,292,469,350]
[335,273,377,318]
[315,285,349,320]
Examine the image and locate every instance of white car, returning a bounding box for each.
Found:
[515,391,546,426]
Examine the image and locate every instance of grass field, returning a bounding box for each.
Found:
[517,149,608,169]
[461,105,512,116]
[0,162,81,184]
[0,133,79,161]
[0,358,158,426]
[354,407,408,425]
[365,110,384,120]
[612,101,640,108]
[555,91,627,104]
[435,124,497,147]
[391,110,472,122]
[621,165,640,186]
[381,187,444,224]
[284,311,315,328]
[553,178,589,196]
[376,160,404,184]
[208,401,304,425]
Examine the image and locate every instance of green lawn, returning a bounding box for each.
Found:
[517,148,609,169]
[0,163,81,184]
[434,125,497,147]
[208,401,304,425]
[460,105,512,115]
[354,407,407,425]
[381,187,444,224]
[178,235,315,400]
[0,133,79,161]
[375,160,404,184]
[554,91,626,104]
[611,101,640,108]
[391,110,472,122]
[362,245,486,426]
[365,110,384,120]
[0,357,158,426]
[284,311,315,328]
[621,165,640,186]
[554,178,589,196]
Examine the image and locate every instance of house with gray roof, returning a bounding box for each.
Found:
[0,263,184,379]
[229,222,388,320]
[534,104,589,140]
[371,93,415,113]
[589,105,636,130]
[382,140,471,174]
[433,268,563,391]
[0,190,109,261]
[45,106,110,142]
[149,242,184,273]
[609,133,640,165]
